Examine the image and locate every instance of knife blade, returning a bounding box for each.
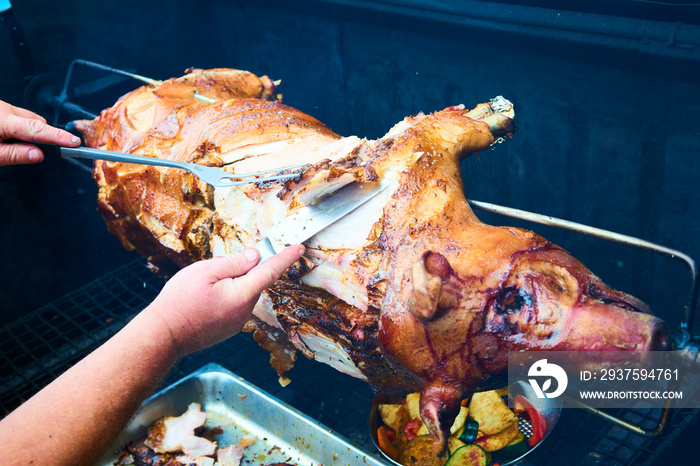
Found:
[254,181,388,263]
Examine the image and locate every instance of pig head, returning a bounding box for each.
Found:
[375,122,670,453]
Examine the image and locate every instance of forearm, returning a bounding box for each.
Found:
[0,307,179,465]
[0,247,304,465]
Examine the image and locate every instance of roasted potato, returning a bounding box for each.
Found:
[379,403,409,433]
[448,436,467,456]
[450,406,469,435]
[405,392,422,420]
[474,419,520,452]
[468,391,517,436]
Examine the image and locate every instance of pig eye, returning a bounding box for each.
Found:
[495,287,527,314]
[587,283,603,300]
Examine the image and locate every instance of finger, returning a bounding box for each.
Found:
[0,142,43,165]
[233,245,305,302]
[0,113,80,146]
[3,102,46,122]
[199,249,263,283]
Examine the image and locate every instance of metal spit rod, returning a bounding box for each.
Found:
[63,59,217,103]
[44,58,218,128]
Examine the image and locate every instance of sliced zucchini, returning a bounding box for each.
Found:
[491,431,530,464]
[397,435,445,466]
[454,416,479,444]
[445,444,489,466]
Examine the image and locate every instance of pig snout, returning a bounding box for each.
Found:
[648,321,672,351]
[582,282,672,352]
[562,302,670,354]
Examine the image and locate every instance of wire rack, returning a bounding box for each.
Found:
[0,257,698,465]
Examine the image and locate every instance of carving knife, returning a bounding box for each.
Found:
[254,181,388,263]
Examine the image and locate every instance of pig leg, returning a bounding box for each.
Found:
[419,381,464,455]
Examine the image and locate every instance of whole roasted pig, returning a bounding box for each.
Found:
[75,68,670,452]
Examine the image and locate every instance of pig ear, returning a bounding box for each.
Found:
[409,252,459,321]
[410,258,442,321]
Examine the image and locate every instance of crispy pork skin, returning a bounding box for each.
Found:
[74,68,284,275]
[144,402,217,461]
[216,445,243,466]
[118,404,247,466]
[78,69,670,452]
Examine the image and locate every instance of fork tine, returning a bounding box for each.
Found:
[221,163,307,178]
[221,173,301,187]
[215,162,306,185]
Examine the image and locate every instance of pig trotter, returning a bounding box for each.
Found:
[419,382,463,455]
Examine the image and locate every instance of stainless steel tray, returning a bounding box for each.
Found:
[99,363,389,465]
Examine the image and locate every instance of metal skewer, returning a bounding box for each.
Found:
[65,59,218,103]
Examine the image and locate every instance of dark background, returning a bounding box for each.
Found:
[0,1,699,462]
[2,0,699,331]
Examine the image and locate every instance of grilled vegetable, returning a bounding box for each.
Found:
[491,431,529,464]
[445,444,489,466]
[404,418,422,442]
[454,417,480,444]
[398,435,446,466]
[448,436,467,456]
[379,403,409,434]
[474,419,520,452]
[405,392,422,420]
[377,425,399,460]
[513,395,546,447]
[450,407,470,435]
[469,391,517,436]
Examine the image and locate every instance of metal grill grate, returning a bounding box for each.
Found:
[0,258,162,417]
[0,258,698,465]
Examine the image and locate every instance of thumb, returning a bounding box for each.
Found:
[201,249,262,282]
[0,142,42,165]
[232,245,305,302]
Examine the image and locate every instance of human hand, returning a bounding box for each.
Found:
[145,245,305,358]
[0,100,81,165]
